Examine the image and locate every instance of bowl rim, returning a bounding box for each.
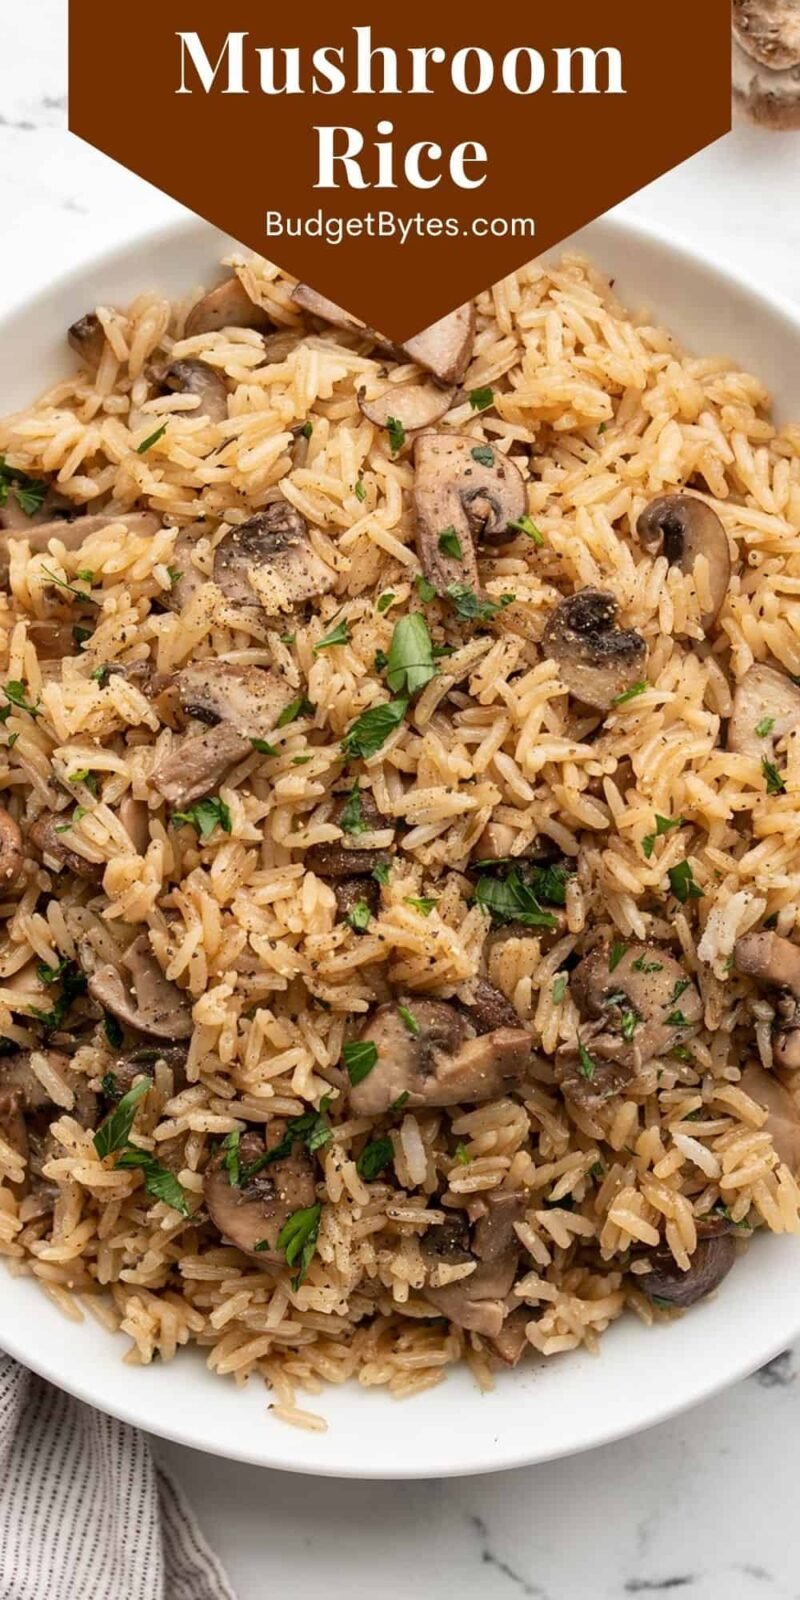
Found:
[2,209,800,1479]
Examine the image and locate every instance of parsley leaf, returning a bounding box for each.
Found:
[762,756,786,795]
[755,716,775,738]
[41,567,99,604]
[404,896,437,916]
[385,613,437,698]
[241,1105,333,1183]
[373,861,391,887]
[347,900,372,933]
[470,445,494,467]
[27,959,86,1033]
[340,786,367,834]
[277,695,314,727]
[171,796,231,839]
[469,387,494,412]
[397,1003,420,1036]
[354,478,366,503]
[643,814,684,858]
[632,954,663,974]
[620,1009,638,1041]
[474,869,557,930]
[612,681,647,707]
[314,620,350,652]
[444,583,513,624]
[3,681,40,719]
[666,1010,690,1027]
[250,738,279,756]
[377,592,396,614]
[668,861,702,903]
[114,1147,189,1213]
[415,576,437,603]
[276,1202,322,1288]
[93,1077,151,1159]
[609,940,627,971]
[72,625,93,648]
[343,1039,378,1085]
[386,416,406,454]
[136,423,168,455]
[356,1137,394,1181]
[552,975,568,1004]
[0,455,48,518]
[341,697,408,760]
[508,514,544,547]
[437,527,463,561]
[578,1043,596,1080]
[221,1130,241,1187]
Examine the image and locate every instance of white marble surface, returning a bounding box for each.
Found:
[5,4,800,1596]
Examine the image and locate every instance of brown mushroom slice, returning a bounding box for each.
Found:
[542,589,647,712]
[460,977,521,1035]
[333,877,380,923]
[740,1062,800,1176]
[119,797,150,855]
[471,1190,527,1260]
[412,432,526,593]
[160,359,228,424]
[1,510,160,560]
[85,933,192,1041]
[260,330,304,364]
[102,1045,188,1103]
[637,494,731,631]
[204,1127,316,1260]
[733,0,800,67]
[420,1209,520,1337]
[488,1307,530,1366]
[727,664,800,760]
[734,931,800,1070]
[403,304,476,386]
[175,660,289,740]
[733,37,800,128]
[639,1232,737,1308]
[68,313,107,368]
[184,276,273,338]
[213,503,336,614]
[27,621,85,661]
[305,789,394,880]
[151,724,251,809]
[291,283,367,335]
[358,381,456,438]
[27,813,103,882]
[0,1051,97,1198]
[348,998,531,1117]
[0,808,24,889]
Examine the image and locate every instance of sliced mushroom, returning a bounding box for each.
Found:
[27,621,86,661]
[488,1308,530,1366]
[1,510,160,562]
[639,1232,737,1308]
[740,1061,800,1176]
[555,942,702,1109]
[203,1126,316,1260]
[733,34,800,127]
[68,313,106,368]
[175,660,289,739]
[333,877,380,923]
[102,1044,187,1103]
[0,1050,97,1199]
[27,813,103,882]
[358,381,456,438]
[733,0,800,68]
[84,932,192,1040]
[734,931,800,1070]
[542,590,648,712]
[421,1200,522,1337]
[305,790,394,879]
[727,663,800,759]
[412,433,526,594]
[291,283,367,335]
[151,724,251,809]
[348,997,532,1117]
[185,277,273,338]
[213,504,336,615]
[160,359,228,424]
[471,1190,527,1261]
[637,495,731,630]
[119,796,150,855]
[0,808,24,888]
[459,977,521,1035]
[403,305,476,386]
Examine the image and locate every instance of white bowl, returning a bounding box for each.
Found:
[2,215,800,1479]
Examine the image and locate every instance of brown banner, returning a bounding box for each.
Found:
[69,1,731,340]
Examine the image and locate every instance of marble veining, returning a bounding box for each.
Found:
[4,3,800,1597]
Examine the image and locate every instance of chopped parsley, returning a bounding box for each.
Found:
[136,423,168,455]
[444,583,514,624]
[397,1003,421,1037]
[36,958,68,987]
[354,478,366,502]
[508,514,544,547]
[632,954,663,974]
[404,897,437,916]
[41,567,99,604]
[100,1072,120,1102]
[114,1147,189,1213]
[342,1039,378,1085]
[437,527,463,561]
[300,421,313,440]
[668,861,702,903]
[171,795,232,839]
[167,567,183,588]
[474,868,557,931]
[279,632,296,645]
[454,1142,470,1165]
[373,648,388,673]
[468,387,494,412]
[642,815,685,859]
[577,1043,596,1081]
[91,665,112,687]
[552,975,568,1004]
[611,681,647,707]
[762,756,786,795]
[391,1091,410,1110]
[0,456,48,518]
[314,619,350,652]
[755,716,775,738]
[373,861,391,887]
[104,1012,124,1048]
[28,959,86,1033]
[72,625,93,648]
[3,681,40,719]
[93,1077,151,1159]
[341,697,408,760]
[276,1202,322,1288]
[221,1130,241,1187]
[377,592,396,613]
[667,1010,690,1027]
[277,695,314,727]
[242,1104,333,1181]
[415,576,437,603]
[386,416,406,455]
[609,940,627,972]
[620,1009,638,1042]
[525,862,570,906]
[347,900,372,933]
[68,769,98,796]
[250,738,279,756]
[340,786,368,834]
[356,1137,394,1181]
[385,613,437,698]
[470,445,494,467]
[666,978,691,1006]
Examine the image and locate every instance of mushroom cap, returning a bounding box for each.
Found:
[184,276,273,338]
[175,660,289,740]
[27,812,103,882]
[213,504,336,615]
[160,359,228,424]
[412,433,526,593]
[348,997,531,1116]
[305,789,394,881]
[636,494,731,631]
[734,930,800,996]
[459,977,521,1035]
[358,380,456,435]
[733,0,800,68]
[727,663,800,759]
[84,932,193,1040]
[203,1126,317,1260]
[640,1232,737,1308]
[541,589,647,711]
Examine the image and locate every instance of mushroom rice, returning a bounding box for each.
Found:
[1,251,800,1429]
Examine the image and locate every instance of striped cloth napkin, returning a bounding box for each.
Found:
[0,1354,236,1600]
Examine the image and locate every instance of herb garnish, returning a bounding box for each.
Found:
[241,1104,333,1182]
[41,567,99,605]
[666,1010,690,1027]
[276,1202,322,1288]
[340,785,367,834]
[341,697,408,761]
[221,1130,241,1187]
[470,445,494,467]
[114,1147,189,1213]
[277,695,314,727]
[373,861,391,887]
[385,612,437,698]
[611,681,647,707]
[3,681,41,719]
[250,738,279,756]
[386,416,406,454]
[474,869,557,931]
[609,940,627,971]
[354,478,366,502]
[397,1003,421,1036]
[642,815,684,859]
[347,900,372,933]
[632,954,663,974]
[552,975,568,1004]
[377,592,396,613]
[468,387,494,412]
[762,756,786,795]
[315,620,350,651]
[0,456,48,518]
[444,583,513,624]
[577,1043,596,1081]
[415,576,437,603]
[356,1137,394,1181]
[668,861,702,903]
[437,527,463,561]
[343,1039,378,1085]
[508,514,544,547]
[171,796,232,839]
[93,1077,151,1159]
[28,959,86,1033]
[755,717,775,738]
[136,423,168,455]
[404,897,437,916]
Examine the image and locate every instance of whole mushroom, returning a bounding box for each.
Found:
[542,589,647,712]
[412,433,527,593]
[637,494,731,631]
[347,996,532,1117]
